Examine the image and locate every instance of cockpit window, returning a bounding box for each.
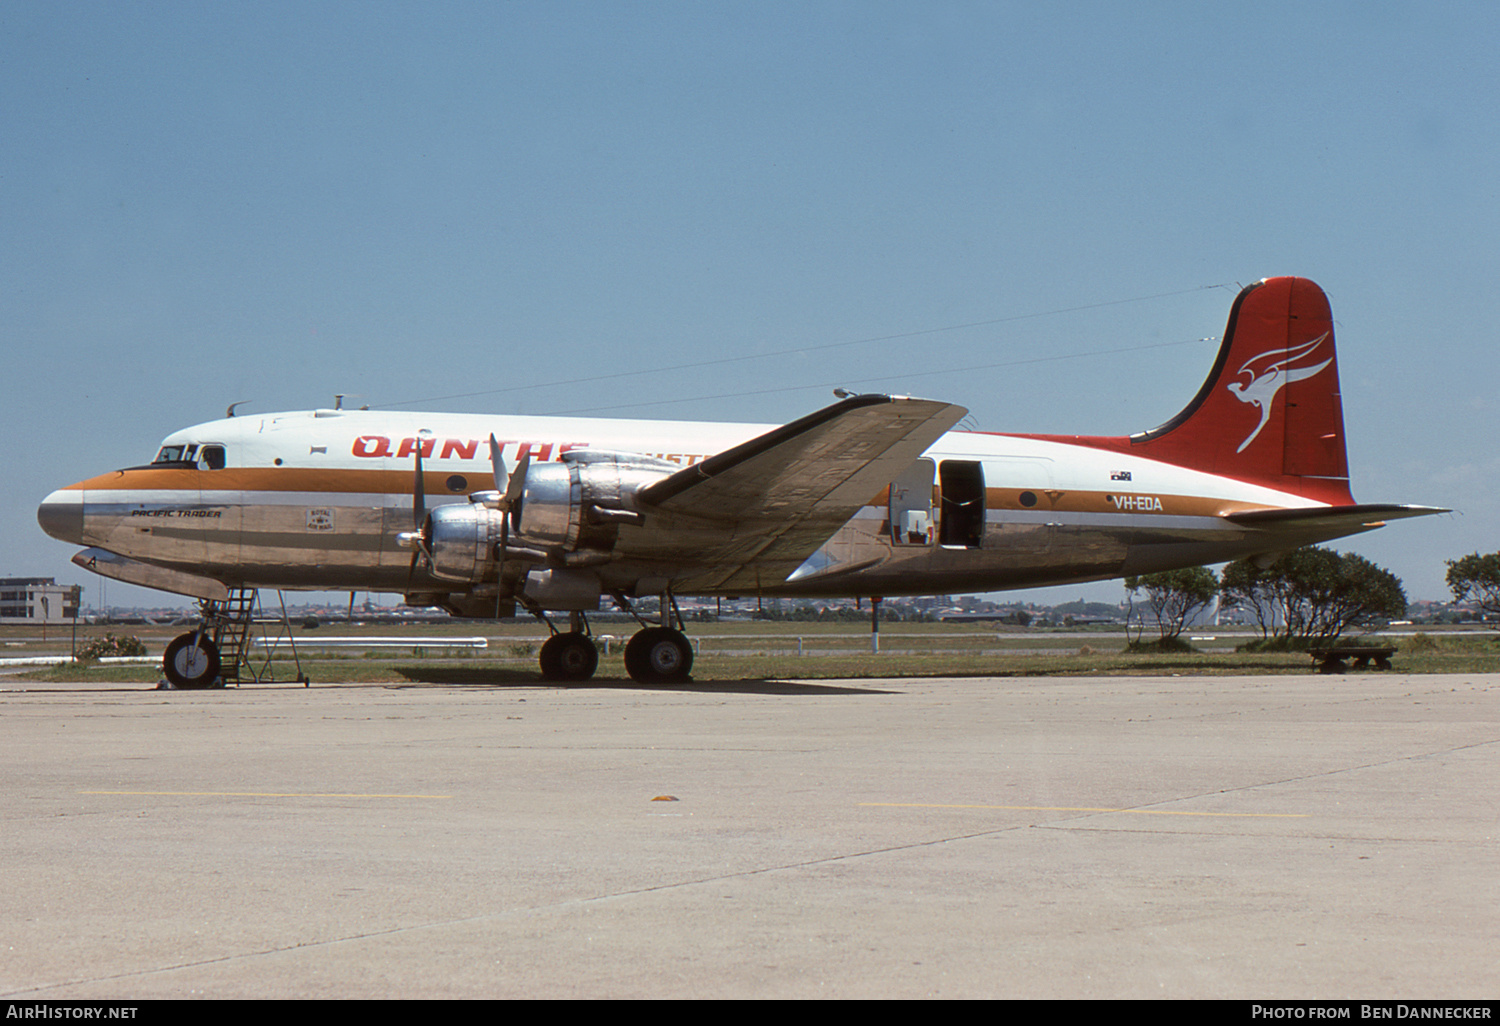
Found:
[151,443,226,469]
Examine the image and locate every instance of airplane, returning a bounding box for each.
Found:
[37,276,1443,687]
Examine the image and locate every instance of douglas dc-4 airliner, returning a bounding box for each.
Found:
[38,277,1442,686]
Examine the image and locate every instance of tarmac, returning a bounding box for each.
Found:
[1,670,1496,1000]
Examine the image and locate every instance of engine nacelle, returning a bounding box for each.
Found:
[421,451,677,583]
[510,461,579,551]
[426,503,506,582]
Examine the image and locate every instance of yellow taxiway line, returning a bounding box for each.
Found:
[860,802,1306,818]
[81,790,451,799]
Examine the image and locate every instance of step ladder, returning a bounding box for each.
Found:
[200,589,309,685]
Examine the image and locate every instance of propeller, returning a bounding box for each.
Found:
[479,434,533,617]
[401,434,539,602]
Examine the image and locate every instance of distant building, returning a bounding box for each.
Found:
[0,578,81,624]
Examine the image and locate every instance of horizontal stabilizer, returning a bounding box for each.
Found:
[1222,504,1449,533]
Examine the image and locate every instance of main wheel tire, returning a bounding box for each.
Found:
[163,633,222,689]
[538,632,599,681]
[623,627,693,684]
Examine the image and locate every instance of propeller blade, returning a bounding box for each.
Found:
[504,451,529,508]
[498,494,509,561]
[489,434,506,494]
[413,444,426,533]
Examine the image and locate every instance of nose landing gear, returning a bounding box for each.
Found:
[159,589,307,688]
[162,630,222,689]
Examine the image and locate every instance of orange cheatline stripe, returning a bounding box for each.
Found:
[69,467,450,494]
[66,467,1287,516]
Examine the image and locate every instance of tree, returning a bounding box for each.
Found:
[1446,552,1500,618]
[1219,558,1280,637]
[1125,566,1219,643]
[1219,547,1406,642]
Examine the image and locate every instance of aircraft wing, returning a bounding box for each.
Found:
[635,394,966,591]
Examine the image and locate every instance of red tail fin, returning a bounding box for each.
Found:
[1026,277,1354,504]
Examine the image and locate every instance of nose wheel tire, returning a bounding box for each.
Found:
[163,633,222,689]
[624,627,693,684]
[538,632,599,681]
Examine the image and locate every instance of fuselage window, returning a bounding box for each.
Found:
[199,445,226,470]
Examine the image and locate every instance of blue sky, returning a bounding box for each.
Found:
[4,1,1495,609]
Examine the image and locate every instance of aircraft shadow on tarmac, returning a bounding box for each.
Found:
[389,665,896,695]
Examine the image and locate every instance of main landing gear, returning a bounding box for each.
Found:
[538,630,599,682]
[623,626,694,684]
[531,598,694,685]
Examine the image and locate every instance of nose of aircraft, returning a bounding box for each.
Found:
[37,489,84,545]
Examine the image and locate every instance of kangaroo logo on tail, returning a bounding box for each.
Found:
[1225,332,1333,453]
